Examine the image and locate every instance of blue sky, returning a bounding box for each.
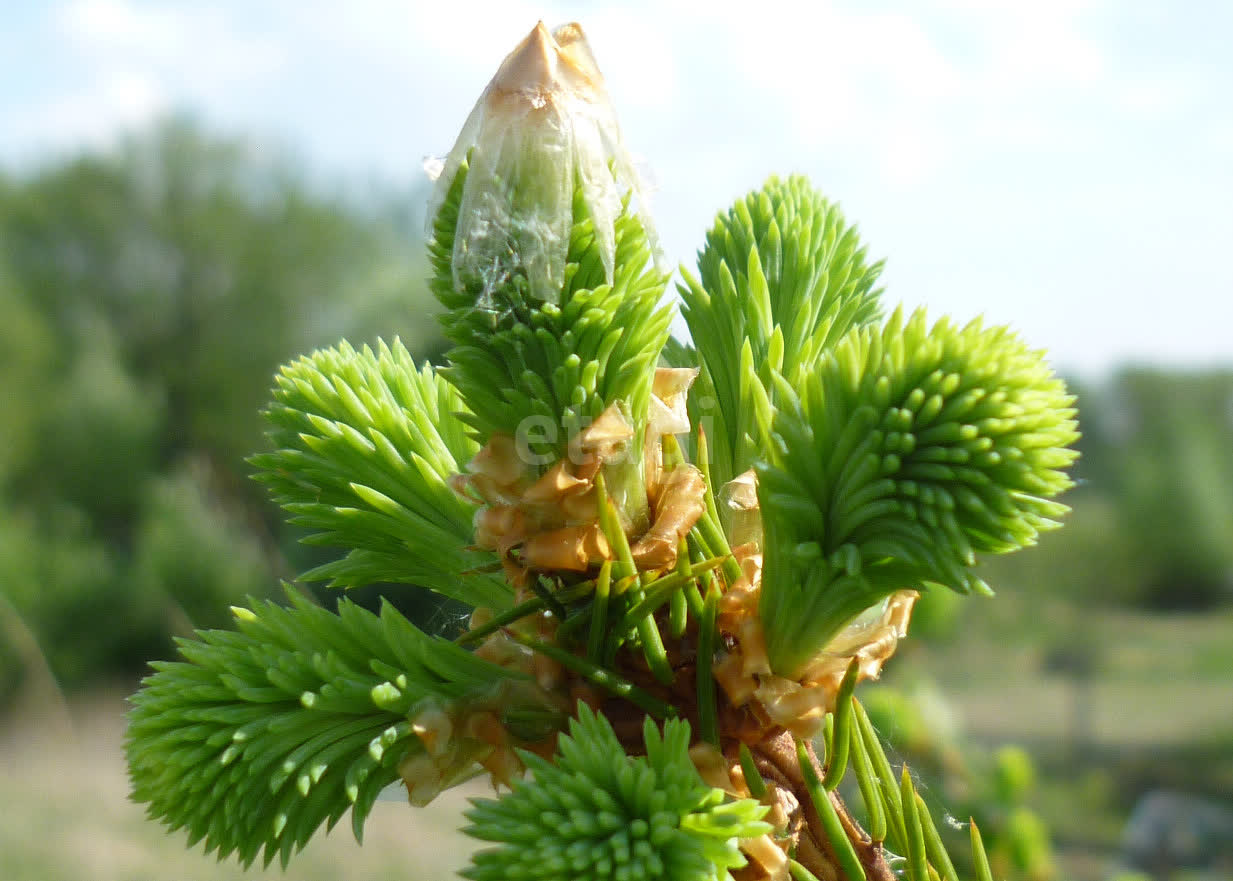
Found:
[3,0,1230,376]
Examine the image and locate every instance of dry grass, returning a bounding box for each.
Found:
[0,687,482,881]
[901,603,1233,748]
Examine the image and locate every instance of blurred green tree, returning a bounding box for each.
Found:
[977,369,1233,612]
[1107,369,1233,609]
[2,117,440,483]
[0,118,443,695]
[0,266,55,486]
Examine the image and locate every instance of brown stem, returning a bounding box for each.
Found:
[756,731,895,881]
[577,638,896,880]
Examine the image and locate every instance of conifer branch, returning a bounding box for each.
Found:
[463,704,770,881]
[127,587,525,867]
[251,338,509,609]
[757,308,1079,675]
[125,21,1080,881]
[430,160,672,451]
[679,176,884,489]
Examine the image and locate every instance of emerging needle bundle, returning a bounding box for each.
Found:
[127,21,1078,881]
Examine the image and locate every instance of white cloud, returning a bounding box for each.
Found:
[59,0,177,52]
[0,0,293,154]
[960,0,1109,92]
[7,69,166,150]
[1208,119,1233,152]
[57,0,287,97]
[1115,70,1200,121]
[639,0,1113,186]
[878,121,946,188]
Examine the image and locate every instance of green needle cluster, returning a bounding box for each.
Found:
[679,175,884,488]
[126,588,524,867]
[250,338,510,609]
[463,703,770,881]
[757,307,1080,675]
[430,161,672,452]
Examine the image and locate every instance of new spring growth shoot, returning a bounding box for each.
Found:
[127,19,1079,881]
[426,21,658,309]
[428,22,672,533]
[463,704,771,881]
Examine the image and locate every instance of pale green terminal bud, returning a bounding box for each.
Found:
[426,21,658,307]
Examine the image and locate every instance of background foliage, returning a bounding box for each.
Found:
[0,118,446,699]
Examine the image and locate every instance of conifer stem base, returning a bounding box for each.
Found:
[751,731,895,881]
